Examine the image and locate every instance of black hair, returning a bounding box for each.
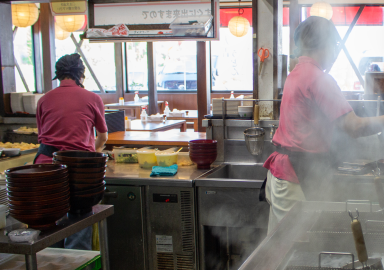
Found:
[293,16,339,58]
[52,53,85,88]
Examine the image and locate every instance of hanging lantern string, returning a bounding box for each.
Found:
[238,0,244,16]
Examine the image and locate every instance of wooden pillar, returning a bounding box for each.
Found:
[0,3,16,94]
[147,42,158,115]
[289,0,300,72]
[0,31,5,117]
[40,3,57,93]
[33,19,43,93]
[252,0,258,99]
[196,41,211,132]
[114,43,124,103]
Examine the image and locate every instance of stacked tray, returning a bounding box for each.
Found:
[212,98,240,116]
[6,164,70,230]
[53,151,107,214]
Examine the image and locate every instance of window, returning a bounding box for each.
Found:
[211,8,253,91]
[301,6,384,92]
[13,26,36,92]
[126,42,148,91]
[55,33,116,92]
[155,41,197,91]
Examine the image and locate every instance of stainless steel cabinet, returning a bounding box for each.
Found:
[146,186,196,270]
[104,185,147,270]
[197,187,269,270]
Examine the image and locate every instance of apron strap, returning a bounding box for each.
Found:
[33,144,59,164]
[275,146,332,201]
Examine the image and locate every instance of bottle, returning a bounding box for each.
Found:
[230,91,235,99]
[119,97,125,105]
[141,106,148,122]
[164,101,170,117]
[134,91,140,103]
[125,116,131,130]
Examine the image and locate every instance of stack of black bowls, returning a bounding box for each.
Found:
[6,164,70,230]
[53,151,107,214]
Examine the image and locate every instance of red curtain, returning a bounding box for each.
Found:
[220,8,252,27]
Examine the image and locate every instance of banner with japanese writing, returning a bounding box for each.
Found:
[94,1,212,26]
[51,1,87,16]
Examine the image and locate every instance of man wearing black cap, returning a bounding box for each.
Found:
[263,16,384,233]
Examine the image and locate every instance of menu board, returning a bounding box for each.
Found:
[87,0,219,40]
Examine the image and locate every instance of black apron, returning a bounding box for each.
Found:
[33,143,59,164]
[260,146,333,201]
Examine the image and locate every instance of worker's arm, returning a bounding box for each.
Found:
[95,131,108,152]
[336,111,384,138]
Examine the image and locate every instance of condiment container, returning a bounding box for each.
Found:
[0,205,7,229]
[113,147,138,163]
[119,97,125,105]
[177,152,194,166]
[155,151,178,167]
[137,148,158,168]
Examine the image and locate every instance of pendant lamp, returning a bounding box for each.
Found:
[228,0,250,37]
[310,2,333,20]
[55,15,85,33]
[55,23,70,40]
[11,4,39,28]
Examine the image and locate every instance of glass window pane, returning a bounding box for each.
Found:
[126,42,148,91]
[155,41,197,91]
[55,33,116,91]
[211,28,253,91]
[13,27,35,92]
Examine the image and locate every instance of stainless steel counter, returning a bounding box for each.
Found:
[105,161,215,187]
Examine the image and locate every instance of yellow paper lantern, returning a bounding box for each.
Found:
[55,23,70,40]
[55,15,85,33]
[310,2,333,20]
[228,16,250,37]
[11,4,39,28]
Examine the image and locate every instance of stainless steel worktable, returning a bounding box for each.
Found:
[105,161,214,187]
[0,205,114,270]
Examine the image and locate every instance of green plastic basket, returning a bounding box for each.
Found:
[75,255,102,270]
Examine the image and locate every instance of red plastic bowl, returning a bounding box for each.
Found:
[8,193,70,206]
[6,174,68,186]
[10,207,69,230]
[189,154,217,169]
[189,139,217,145]
[5,164,68,178]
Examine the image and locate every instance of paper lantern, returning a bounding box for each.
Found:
[310,2,333,20]
[55,23,70,40]
[11,4,39,28]
[55,15,85,32]
[228,16,250,37]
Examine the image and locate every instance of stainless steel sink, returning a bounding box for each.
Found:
[196,163,267,188]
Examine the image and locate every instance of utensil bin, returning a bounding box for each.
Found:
[170,15,213,37]
[113,147,138,163]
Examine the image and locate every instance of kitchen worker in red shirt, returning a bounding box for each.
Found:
[35,53,108,249]
[264,16,384,233]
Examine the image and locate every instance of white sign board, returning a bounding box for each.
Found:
[94,1,212,26]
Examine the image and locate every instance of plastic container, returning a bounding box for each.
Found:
[125,116,131,130]
[119,97,124,105]
[0,205,6,229]
[137,148,158,168]
[164,101,170,116]
[238,106,254,117]
[170,15,213,37]
[148,113,164,122]
[134,91,140,103]
[155,151,178,167]
[113,147,138,163]
[141,107,148,122]
[177,152,194,166]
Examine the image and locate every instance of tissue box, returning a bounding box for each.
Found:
[169,111,186,117]
[148,114,164,122]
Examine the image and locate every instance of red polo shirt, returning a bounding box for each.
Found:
[263,56,353,183]
[36,80,108,163]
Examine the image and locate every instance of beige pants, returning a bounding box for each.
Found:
[265,170,305,234]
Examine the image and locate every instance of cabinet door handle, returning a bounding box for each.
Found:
[104,191,118,199]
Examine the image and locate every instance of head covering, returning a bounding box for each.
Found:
[293,16,339,58]
[52,53,85,88]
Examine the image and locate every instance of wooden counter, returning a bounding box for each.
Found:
[106,131,206,146]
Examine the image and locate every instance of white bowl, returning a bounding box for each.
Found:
[3,148,20,157]
[238,106,253,117]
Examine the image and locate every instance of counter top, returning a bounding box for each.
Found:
[105,161,213,187]
[106,131,206,146]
